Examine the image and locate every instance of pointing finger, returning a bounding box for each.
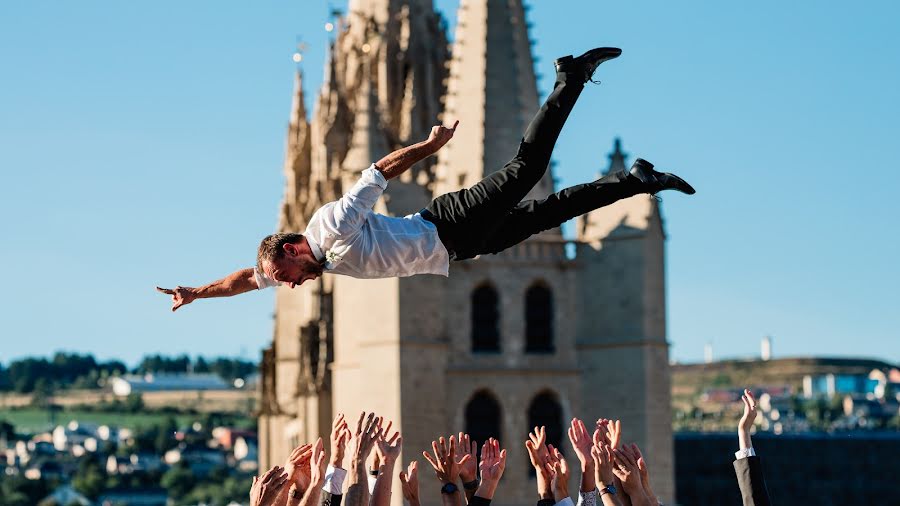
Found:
[451,120,459,130]
[156,286,174,295]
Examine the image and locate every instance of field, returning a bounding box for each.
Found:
[0,407,202,433]
[0,389,257,433]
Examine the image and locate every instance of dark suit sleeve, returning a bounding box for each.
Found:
[320,491,342,506]
[733,455,771,506]
[469,496,492,506]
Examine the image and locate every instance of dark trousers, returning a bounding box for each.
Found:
[421,69,644,260]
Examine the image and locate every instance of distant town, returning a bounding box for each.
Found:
[0,353,257,505]
[672,337,900,433]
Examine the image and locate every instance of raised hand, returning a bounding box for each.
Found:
[476,438,507,500]
[456,432,478,485]
[284,443,313,492]
[399,461,421,506]
[591,443,616,488]
[568,417,596,493]
[525,426,552,500]
[607,419,622,449]
[739,388,758,450]
[156,286,197,312]
[375,422,402,468]
[631,443,659,505]
[309,437,328,488]
[422,435,461,485]
[426,120,459,150]
[612,445,651,505]
[251,466,289,506]
[351,412,381,465]
[330,413,352,469]
[545,444,570,503]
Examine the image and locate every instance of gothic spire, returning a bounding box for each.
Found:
[607,137,628,174]
[342,70,390,176]
[279,68,313,232]
[434,0,552,201]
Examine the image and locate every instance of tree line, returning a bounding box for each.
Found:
[0,352,256,394]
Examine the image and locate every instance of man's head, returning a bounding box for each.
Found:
[257,233,324,288]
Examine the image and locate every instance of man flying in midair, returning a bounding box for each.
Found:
[158,47,694,312]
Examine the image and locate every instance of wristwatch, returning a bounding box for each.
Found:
[463,479,479,491]
[441,482,459,495]
[599,484,617,496]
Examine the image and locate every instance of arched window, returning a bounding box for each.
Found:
[472,284,500,352]
[525,283,554,353]
[465,390,502,447]
[528,391,563,454]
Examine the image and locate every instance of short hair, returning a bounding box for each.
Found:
[257,233,305,273]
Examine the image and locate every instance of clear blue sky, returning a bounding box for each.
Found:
[1,1,898,366]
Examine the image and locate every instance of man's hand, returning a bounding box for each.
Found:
[455,432,478,485]
[738,388,758,450]
[545,445,570,503]
[568,417,595,493]
[475,438,507,500]
[251,466,289,506]
[591,443,616,488]
[525,426,553,500]
[284,443,313,492]
[631,444,658,505]
[422,436,463,485]
[330,413,352,469]
[351,412,381,466]
[399,461,421,506]
[612,446,651,506]
[604,419,622,449]
[375,423,402,468]
[156,286,197,312]
[426,121,459,151]
[309,437,328,488]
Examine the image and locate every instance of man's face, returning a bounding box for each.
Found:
[265,243,323,288]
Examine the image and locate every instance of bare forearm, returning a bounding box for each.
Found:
[738,428,752,450]
[374,140,439,180]
[194,267,258,298]
[581,465,596,494]
[371,462,396,506]
[298,487,322,506]
[343,459,370,506]
[600,494,624,506]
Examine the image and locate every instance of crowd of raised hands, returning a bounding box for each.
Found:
[248,411,662,506]
[525,419,660,506]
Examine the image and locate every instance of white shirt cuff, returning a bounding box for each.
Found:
[555,498,576,506]
[734,447,756,460]
[253,266,281,289]
[363,164,389,189]
[368,473,378,494]
[578,489,598,506]
[322,465,347,495]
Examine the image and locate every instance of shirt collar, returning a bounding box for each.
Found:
[305,234,325,263]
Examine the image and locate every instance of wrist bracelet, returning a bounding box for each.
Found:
[463,479,479,490]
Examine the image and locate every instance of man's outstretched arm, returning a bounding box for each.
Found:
[374,121,458,180]
[157,267,259,312]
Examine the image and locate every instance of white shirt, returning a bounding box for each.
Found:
[255,165,450,288]
[323,465,347,495]
[734,446,756,460]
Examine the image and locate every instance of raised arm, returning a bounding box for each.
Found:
[156,267,259,311]
[374,121,458,180]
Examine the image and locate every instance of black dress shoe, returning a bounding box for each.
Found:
[554,47,622,83]
[629,158,696,195]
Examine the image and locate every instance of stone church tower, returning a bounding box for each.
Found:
[258,1,673,504]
